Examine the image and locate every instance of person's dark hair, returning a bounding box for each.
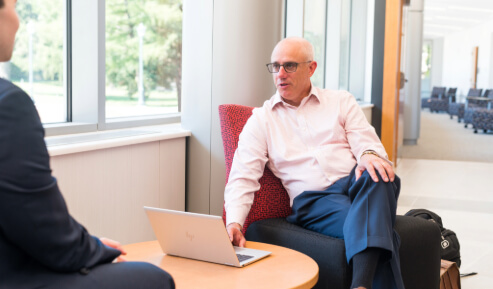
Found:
[0,0,4,9]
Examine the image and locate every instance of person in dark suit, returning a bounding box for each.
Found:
[0,1,175,288]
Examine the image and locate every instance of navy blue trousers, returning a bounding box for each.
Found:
[13,262,175,289]
[286,166,405,289]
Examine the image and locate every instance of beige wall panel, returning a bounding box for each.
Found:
[50,139,186,245]
[159,138,186,211]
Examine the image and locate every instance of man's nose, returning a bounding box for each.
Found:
[278,65,288,77]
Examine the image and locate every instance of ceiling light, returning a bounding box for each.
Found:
[425,7,446,11]
[423,32,445,38]
[448,6,493,13]
[425,32,444,36]
[425,24,462,30]
[435,16,481,23]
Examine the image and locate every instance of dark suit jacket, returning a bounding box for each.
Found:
[0,78,120,288]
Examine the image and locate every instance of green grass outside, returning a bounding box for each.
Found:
[13,81,178,108]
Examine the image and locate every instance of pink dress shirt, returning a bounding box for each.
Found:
[224,85,390,227]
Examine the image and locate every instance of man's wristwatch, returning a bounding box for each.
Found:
[361,150,380,158]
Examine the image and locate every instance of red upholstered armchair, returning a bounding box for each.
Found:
[218,104,442,289]
[219,104,291,234]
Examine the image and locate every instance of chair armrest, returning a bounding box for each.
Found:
[245,218,350,289]
[396,216,441,289]
[245,216,441,289]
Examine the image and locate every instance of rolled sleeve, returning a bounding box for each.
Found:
[224,111,269,227]
[344,94,391,164]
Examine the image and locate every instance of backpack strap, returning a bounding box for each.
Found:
[404,208,444,228]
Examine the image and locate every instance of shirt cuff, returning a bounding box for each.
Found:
[225,207,249,228]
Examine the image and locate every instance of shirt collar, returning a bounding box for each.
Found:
[271,83,320,109]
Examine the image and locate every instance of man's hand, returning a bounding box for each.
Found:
[100,237,127,262]
[355,154,395,183]
[226,223,246,247]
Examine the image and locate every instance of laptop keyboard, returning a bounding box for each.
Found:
[236,254,254,262]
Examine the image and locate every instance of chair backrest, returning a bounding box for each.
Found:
[467,88,483,97]
[446,88,457,102]
[430,86,446,98]
[218,104,292,234]
[483,89,493,98]
[447,88,457,96]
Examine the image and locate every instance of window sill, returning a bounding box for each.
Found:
[357,101,374,109]
[46,123,191,157]
[44,114,181,137]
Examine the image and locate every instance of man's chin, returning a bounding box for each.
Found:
[280,95,294,103]
[0,52,14,63]
[278,90,291,99]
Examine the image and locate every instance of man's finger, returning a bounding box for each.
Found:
[367,163,379,182]
[232,230,245,247]
[385,163,395,182]
[355,167,362,181]
[239,237,246,248]
[116,256,127,262]
[377,161,390,182]
[227,227,236,242]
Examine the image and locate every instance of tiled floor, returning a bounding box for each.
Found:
[396,158,493,288]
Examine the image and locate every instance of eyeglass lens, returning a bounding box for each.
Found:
[268,62,298,73]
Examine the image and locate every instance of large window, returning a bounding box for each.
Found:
[0,0,183,135]
[286,0,356,92]
[105,0,182,119]
[304,0,327,88]
[338,0,352,91]
[3,0,67,124]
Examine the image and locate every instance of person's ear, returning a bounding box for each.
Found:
[308,61,317,77]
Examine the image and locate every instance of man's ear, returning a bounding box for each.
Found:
[309,61,318,77]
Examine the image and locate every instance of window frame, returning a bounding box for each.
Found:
[44,0,181,137]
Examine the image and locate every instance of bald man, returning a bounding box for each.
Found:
[224,37,404,289]
[0,1,174,288]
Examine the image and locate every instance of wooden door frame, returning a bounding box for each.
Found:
[381,0,404,164]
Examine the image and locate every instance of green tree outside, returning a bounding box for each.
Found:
[6,0,182,122]
[106,0,182,107]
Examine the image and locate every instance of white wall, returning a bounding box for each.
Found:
[429,38,443,92]
[441,18,493,97]
[181,0,284,216]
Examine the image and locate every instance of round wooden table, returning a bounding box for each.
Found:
[122,240,319,289]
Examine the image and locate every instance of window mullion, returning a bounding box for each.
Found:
[71,0,102,127]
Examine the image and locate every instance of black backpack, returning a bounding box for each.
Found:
[404,209,461,267]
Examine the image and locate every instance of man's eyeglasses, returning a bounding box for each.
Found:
[266,61,312,73]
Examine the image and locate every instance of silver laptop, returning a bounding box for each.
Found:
[144,206,271,267]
